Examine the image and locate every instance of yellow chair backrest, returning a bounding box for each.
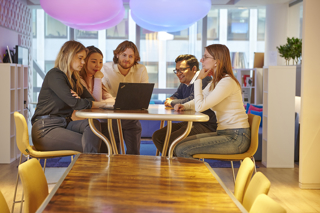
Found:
[18,158,49,213]
[234,157,255,203]
[250,194,286,213]
[14,112,33,156]
[243,171,271,212]
[247,114,261,157]
[0,190,10,213]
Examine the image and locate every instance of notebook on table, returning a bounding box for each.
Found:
[102,82,154,110]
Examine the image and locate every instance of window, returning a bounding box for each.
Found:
[32,9,37,38]
[197,19,203,40]
[227,9,250,40]
[140,28,158,40]
[257,9,266,41]
[45,14,67,38]
[76,30,98,39]
[299,5,303,39]
[106,9,129,39]
[166,62,180,88]
[170,28,189,40]
[207,9,219,40]
[45,61,55,73]
[140,62,158,88]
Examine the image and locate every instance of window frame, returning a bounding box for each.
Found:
[206,9,220,41]
[44,13,68,39]
[227,9,250,41]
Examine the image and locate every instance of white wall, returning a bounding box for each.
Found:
[299,0,320,189]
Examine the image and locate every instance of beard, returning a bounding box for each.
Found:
[118,59,134,70]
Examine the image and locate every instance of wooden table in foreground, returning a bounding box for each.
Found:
[37,154,246,213]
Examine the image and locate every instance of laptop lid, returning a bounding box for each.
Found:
[113,82,154,110]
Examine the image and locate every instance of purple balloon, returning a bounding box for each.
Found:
[131,12,191,32]
[40,0,123,25]
[130,0,211,26]
[64,8,125,31]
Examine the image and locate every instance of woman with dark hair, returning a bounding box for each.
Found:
[71,46,114,153]
[31,41,110,153]
[174,44,250,158]
[78,46,114,103]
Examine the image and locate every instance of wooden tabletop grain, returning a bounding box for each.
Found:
[38,154,246,213]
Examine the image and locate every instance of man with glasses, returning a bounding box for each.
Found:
[153,54,217,155]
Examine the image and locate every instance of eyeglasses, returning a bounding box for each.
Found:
[202,55,214,61]
[173,67,190,74]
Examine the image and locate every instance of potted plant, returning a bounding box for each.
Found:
[277,37,302,65]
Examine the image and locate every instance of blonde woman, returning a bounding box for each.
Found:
[174,44,250,158]
[31,41,109,153]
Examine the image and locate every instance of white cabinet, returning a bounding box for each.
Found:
[0,64,29,163]
[262,66,296,168]
[233,68,263,105]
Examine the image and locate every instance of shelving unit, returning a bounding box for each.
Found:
[233,68,263,105]
[262,66,296,168]
[0,63,29,164]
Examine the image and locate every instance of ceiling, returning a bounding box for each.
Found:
[27,0,297,7]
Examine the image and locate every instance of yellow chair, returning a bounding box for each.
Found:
[18,158,48,213]
[243,171,271,212]
[250,194,286,213]
[193,114,261,182]
[0,190,10,213]
[234,157,255,203]
[12,112,80,212]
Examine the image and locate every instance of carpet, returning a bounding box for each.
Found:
[40,140,256,168]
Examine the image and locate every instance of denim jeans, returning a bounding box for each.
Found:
[174,128,251,159]
[152,122,214,156]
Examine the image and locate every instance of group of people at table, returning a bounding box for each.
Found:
[31,40,251,159]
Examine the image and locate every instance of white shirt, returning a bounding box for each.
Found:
[101,62,149,97]
[187,71,200,87]
[183,76,249,130]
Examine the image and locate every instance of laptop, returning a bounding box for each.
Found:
[103,83,154,110]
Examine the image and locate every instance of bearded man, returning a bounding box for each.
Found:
[101,41,148,155]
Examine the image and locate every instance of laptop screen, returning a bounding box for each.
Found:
[113,83,154,110]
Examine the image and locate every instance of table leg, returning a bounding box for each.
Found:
[107,119,119,154]
[117,119,126,154]
[168,121,193,158]
[88,118,113,155]
[155,120,165,156]
[161,121,172,157]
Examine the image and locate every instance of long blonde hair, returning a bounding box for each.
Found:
[205,44,240,90]
[54,40,87,95]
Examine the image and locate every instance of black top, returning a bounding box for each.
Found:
[31,68,94,124]
[170,76,217,132]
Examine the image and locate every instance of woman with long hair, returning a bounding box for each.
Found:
[72,45,114,153]
[78,46,114,102]
[174,44,250,158]
[31,41,109,153]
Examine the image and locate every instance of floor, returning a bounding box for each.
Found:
[1,156,320,213]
